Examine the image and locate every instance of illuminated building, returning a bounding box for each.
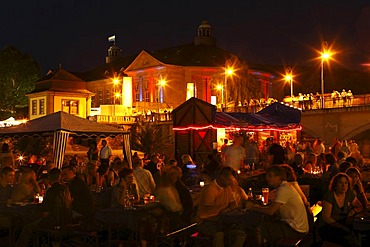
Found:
[80,21,276,118]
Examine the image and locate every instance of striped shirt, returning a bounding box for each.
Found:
[133,167,156,197]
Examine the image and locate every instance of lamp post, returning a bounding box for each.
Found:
[224,60,233,111]
[216,84,223,109]
[285,67,293,99]
[113,78,119,116]
[320,41,330,109]
[157,78,166,120]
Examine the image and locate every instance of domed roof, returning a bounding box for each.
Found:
[108,45,121,50]
[198,20,212,29]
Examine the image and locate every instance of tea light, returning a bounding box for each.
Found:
[199,181,205,187]
[38,195,43,203]
[237,170,241,174]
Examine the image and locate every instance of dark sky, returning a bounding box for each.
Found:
[1,0,370,74]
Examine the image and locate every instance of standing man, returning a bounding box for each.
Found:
[246,165,309,244]
[99,139,112,172]
[223,136,246,171]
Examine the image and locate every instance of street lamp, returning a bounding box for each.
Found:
[224,61,234,110]
[284,67,293,99]
[320,41,331,109]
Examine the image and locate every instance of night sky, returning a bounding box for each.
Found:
[1,0,370,74]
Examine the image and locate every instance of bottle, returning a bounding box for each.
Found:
[248,187,253,200]
[123,189,130,207]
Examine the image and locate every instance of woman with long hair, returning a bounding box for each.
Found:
[318,173,362,247]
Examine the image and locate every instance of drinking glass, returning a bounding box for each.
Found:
[262,188,269,205]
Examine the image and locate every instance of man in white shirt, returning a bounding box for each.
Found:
[246,165,309,244]
[99,140,112,170]
[223,136,246,171]
[132,158,156,197]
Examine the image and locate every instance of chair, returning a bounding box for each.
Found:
[0,214,13,247]
[154,222,198,247]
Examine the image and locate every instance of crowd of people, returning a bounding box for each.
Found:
[283,89,355,110]
[0,134,369,246]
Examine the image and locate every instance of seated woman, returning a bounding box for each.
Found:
[346,167,368,209]
[111,167,139,207]
[318,173,363,247]
[11,167,40,203]
[180,154,199,187]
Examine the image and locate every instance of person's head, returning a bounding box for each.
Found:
[181,154,193,165]
[337,151,347,161]
[342,139,348,146]
[133,158,143,168]
[329,172,350,193]
[266,137,273,145]
[293,152,304,165]
[112,160,124,171]
[119,168,135,185]
[306,153,317,166]
[0,166,15,184]
[49,168,61,184]
[1,143,10,152]
[161,166,183,185]
[233,136,243,146]
[217,166,237,188]
[101,140,107,147]
[223,139,228,145]
[150,154,159,163]
[345,167,362,187]
[339,161,352,173]
[324,152,336,166]
[61,165,76,182]
[265,165,286,187]
[20,167,36,183]
[168,158,178,167]
[345,156,357,167]
[280,164,297,182]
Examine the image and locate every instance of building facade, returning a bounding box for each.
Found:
[27,68,94,120]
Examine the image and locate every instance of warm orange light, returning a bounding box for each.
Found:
[113,78,119,85]
[285,74,292,82]
[114,92,121,98]
[159,79,166,87]
[216,84,223,90]
[321,51,331,60]
[226,68,234,75]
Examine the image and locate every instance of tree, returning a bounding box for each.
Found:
[130,121,172,156]
[0,45,41,117]
[225,56,264,110]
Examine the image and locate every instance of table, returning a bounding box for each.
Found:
[221,208,263,227]
[94,202,159,245]
[353,210,370,247]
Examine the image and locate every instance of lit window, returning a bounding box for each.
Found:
[62,99,79,115]
[32,100,37,115]
[39,99,45,114]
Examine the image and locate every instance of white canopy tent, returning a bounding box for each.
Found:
[0,111,132,168]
